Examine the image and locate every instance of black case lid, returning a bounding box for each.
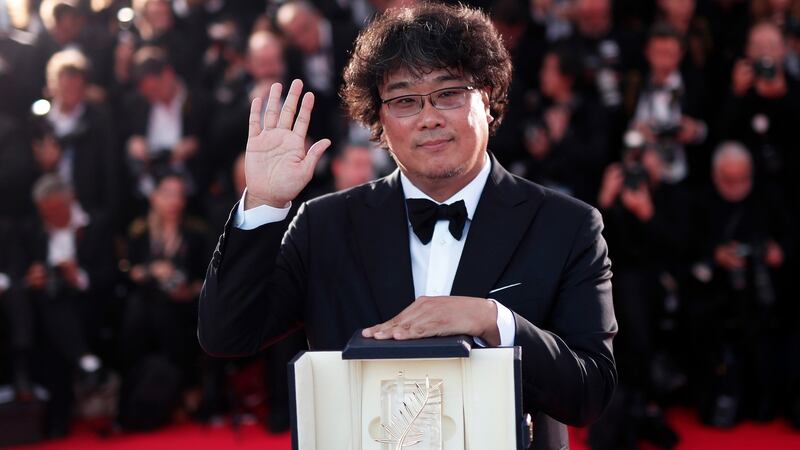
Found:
[341,330,473,360]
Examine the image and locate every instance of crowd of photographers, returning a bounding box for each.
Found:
[0,0,799,448]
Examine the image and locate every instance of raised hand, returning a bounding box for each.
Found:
[244,79,331,209]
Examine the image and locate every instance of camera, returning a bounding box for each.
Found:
[752,57,777,80]
[650,122,681,164]
[622,130,648,190]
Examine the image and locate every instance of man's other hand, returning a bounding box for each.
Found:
[244,79,331,209]
[362,296,501,347]
[26,263,48,290]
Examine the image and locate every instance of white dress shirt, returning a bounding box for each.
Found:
[233,153,516,346]
[47,202,91,291]
[147,84,186,154]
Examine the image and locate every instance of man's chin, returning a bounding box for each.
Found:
[422,165,464,180]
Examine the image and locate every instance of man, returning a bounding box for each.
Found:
[122,46,210,211]
[688,142,794,427]
[208,31,288,177]
[18,175,116,435]
[522,45,609,205]
[275,0,359,143]
[35,48,121,224]
[594,140,689,448]
[199,4,616,449]
[720,21,800,209]
[628,23,708,186]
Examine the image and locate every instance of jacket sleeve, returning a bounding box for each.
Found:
[198,201,310,357]
[514,207,617,426]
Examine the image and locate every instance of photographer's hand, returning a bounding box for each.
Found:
[244,79,331,209]
[149,260,175,283]
[731,60,754,97]
[620,184,654,222]
[678,116,706,144]
[598,164,624,209]
[58,260,83,290]
[172,137,199,164]
[25,263,48,290]
[764,240,784,268]
[544,106,570,142]
[127,136,150,163]
[715,241,745,270]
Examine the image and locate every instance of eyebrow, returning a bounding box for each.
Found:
[383,73,464,93]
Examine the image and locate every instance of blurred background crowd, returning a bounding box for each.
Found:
[0,0,798,448]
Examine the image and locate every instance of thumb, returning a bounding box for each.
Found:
[302,138,332,175]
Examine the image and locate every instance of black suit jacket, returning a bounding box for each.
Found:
[199,155,617,449]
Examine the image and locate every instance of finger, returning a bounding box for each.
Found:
[302,138,332,176]
[263,82,283,129]
[292,92,315,137]
[248,97,262,138]
[277,79,303,129]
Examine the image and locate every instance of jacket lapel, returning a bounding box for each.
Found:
[450,155,544,298]
[348,170,416,321]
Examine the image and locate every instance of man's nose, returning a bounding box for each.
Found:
[416,97,445,129]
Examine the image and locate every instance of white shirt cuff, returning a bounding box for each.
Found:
[0,273,10,292]
[473,299,516,347]
[234,188,292,230]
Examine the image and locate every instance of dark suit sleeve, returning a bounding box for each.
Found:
[198,203,309,356]
[514,207,617,426]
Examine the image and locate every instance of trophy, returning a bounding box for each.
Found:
[288,332,532,450]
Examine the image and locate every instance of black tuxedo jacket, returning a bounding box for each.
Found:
[199,155,617,449]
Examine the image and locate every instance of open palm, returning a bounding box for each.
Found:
[244,79,331,209]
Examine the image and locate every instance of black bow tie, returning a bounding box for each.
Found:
[406,198,468,245]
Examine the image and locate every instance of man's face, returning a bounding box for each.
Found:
[747,25,786,62]
[646,38,682,80]
[137,69,173,104]
[280,8,321,55]
[150,176,186,222]
[540,54,571,98]
[144,0,174,34]
[713,157,752,202]
[55,71,86,110]
[575,0,611,37]
[247,43,286,84]
[37,193,72,229]
[378,68,491,194]
[659,0,695,22]
[332,146,375,190]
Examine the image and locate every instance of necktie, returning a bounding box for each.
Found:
[406,198,468,245]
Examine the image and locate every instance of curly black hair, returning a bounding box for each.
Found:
[341,2,512,146]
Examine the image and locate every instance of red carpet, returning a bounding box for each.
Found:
[6,408,799,450]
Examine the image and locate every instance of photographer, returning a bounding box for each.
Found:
[119,172,209,427]
[34,48,121,225]
[688,141,795,427]
[18,175,116,436]
[121,46,210,215]
[628,23,708,186]
[720,21,800,207]
[522,45,610,204]
[594,132,689,449]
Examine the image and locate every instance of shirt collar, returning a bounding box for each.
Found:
[400,152,491,221]
[47,101,85,137]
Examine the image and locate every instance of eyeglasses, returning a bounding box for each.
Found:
[381,86,475,118]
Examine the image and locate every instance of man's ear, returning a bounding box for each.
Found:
[481,88,494,123]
